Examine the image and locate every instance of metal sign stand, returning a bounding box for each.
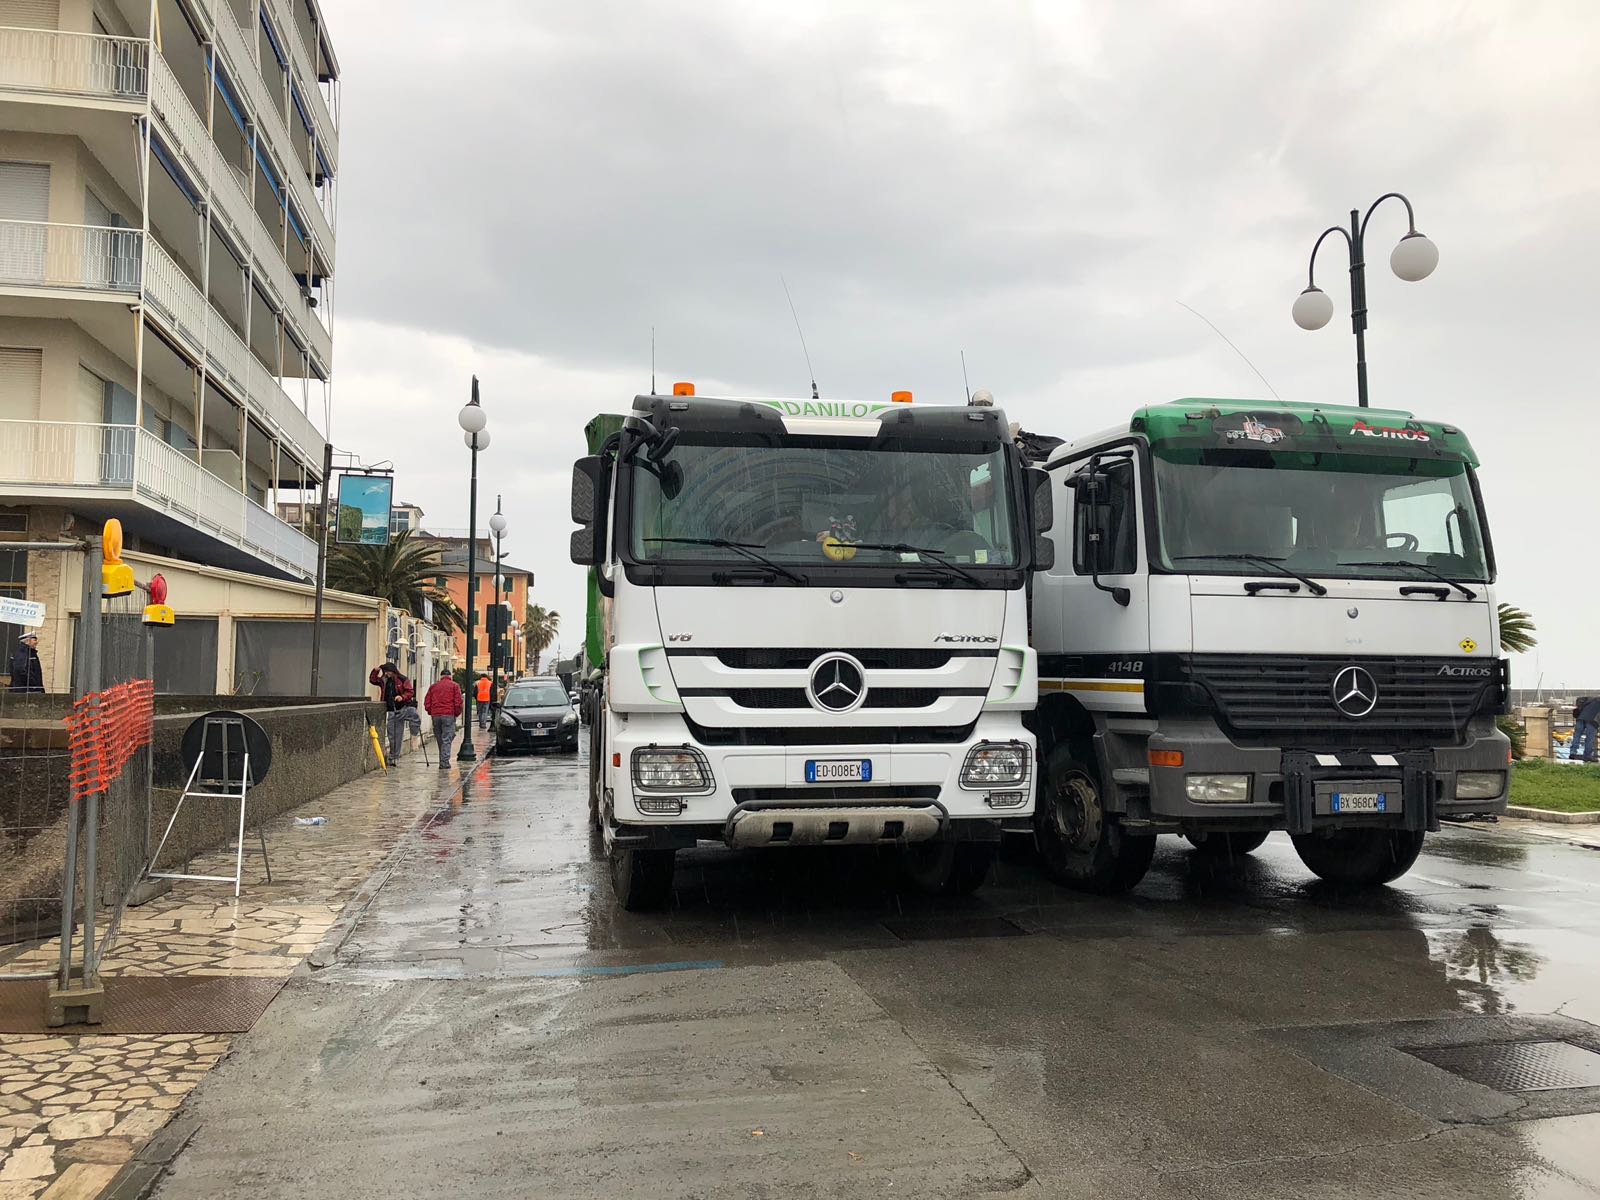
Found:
[147,715,271,898]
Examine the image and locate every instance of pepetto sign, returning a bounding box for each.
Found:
[0,597,45,627]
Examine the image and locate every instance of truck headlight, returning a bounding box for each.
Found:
[961,742,1028,788]
[1186,774,1251,803]
[1455,772,1505,800]
[631,746,713,794]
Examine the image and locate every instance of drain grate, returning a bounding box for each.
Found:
[1407,1040,1600,1093]
[882,915,1027,942]
[0,975,286,1035]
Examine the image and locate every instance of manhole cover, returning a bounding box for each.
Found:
[1408,1040,1600,1093]
[882,916,1027,942]
[0,975,285,1034]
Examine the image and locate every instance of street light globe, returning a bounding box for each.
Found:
[489,512,508,536]
[1292,286,1334,331]
[464,428,490,450]
[1390,232,1439,282]
[458,403,487,434]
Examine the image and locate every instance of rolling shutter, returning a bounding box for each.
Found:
[0,161,49,221]
[0,348,42,419]
[0,0,61,30]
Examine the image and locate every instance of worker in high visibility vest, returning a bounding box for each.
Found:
[476,674,493,730]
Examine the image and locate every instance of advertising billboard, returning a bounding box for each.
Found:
[335,473,394,545]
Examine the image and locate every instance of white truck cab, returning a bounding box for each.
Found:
[570,390,1047,909]
[1024,399,1510,891]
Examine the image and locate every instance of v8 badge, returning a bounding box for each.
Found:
[1459,637,1478,653]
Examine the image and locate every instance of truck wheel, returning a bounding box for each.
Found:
[1034,744,1154,893]
[610,843,675,910]
[1188,831,1270,859]
[1289,829,1425,887]
[587,711,604,830]
[900,840,996,896]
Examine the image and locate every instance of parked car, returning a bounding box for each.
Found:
[495,677,580,754]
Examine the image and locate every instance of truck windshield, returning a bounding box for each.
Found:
[629,437,1019,568]
[1151,447,1490,583]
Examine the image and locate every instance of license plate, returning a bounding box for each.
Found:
[806,759,871,783]
[1332,791,1386,813]
[528,727,550,736]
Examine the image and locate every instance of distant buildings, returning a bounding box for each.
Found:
[415,532,531,677]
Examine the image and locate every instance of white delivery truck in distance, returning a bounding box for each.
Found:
[1023,399,1510,892]
[570,387,1049,909]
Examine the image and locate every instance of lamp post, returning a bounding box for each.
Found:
[1291,192,1438,408]
[457,377,489,762]
[489,498,508,715]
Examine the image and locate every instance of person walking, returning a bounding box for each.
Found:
[476,673,493,731]
[1573,695,1600,764]
[368,661,416,763]
[8,631,43,693]
[424,669,463,768]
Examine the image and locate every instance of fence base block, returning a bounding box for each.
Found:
[46,979,105,1027]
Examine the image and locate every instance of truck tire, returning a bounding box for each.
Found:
[1034,744,1154,894]
[610,843,675,910]
[1188,830,1270,859]
[900,840,996,896]
[1289,828,1425,887]
[587,711,605,830]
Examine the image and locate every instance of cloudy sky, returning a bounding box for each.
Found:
[320,0,1598,685]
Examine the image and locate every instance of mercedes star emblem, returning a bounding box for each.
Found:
[807,653,866,714]
[1331,665,1378,719]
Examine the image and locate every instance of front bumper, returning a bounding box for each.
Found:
[606,711,1035,833]
[497,720,580,750]
[1131,715,1510,831]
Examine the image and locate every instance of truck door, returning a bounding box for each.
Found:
[1043,450,1150,710]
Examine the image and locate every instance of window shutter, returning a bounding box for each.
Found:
[0,0,62,30]
[0,348,43,419]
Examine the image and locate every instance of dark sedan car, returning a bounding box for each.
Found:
[495,679,580,753]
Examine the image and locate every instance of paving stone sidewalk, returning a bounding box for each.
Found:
[0,743,473,1199]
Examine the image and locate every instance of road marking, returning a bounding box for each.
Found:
[528,960,725,978]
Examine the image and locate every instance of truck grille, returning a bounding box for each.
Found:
[707,648,959,670]
[687,718,977,746]
[1181,654,1504,746]
[722,687,946,710]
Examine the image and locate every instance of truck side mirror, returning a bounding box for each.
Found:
[1028,468,1053,533]
[570,457,605,566]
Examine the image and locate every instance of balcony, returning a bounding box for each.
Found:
[0,219,142,296]
[0,420,316,579]
[0,26,148,105]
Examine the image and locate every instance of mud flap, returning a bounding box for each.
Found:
[1281,750,1439,836]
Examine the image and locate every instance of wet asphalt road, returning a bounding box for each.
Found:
[153,744,1600,1198]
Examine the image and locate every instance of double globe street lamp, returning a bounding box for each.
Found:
[1291,192,1438,408]
[457,377,490,762]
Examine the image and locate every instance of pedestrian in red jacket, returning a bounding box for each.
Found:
[423,671,464,768]
[369,662,418,762]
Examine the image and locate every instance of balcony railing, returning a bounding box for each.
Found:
[143,239,322,468]
[0,220,142,293]
[0,420,316,578]
[0,26,148,101]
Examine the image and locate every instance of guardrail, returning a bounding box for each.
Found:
[0,220,142,293]
[0,25,148,101]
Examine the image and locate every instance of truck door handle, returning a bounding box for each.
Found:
[1243,580,1299,595]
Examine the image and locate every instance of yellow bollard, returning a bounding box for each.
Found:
[368,722,388,772]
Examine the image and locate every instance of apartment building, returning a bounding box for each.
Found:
[0,0,340,625]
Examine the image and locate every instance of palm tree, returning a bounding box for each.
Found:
[1497,604,1537,654]
[327,530,463,633]
[524,604,560,673]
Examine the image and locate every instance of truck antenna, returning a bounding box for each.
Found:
[1175,300,1281,401]
[781,276,820,399]
[651,326,656,395]
[960,350,972,403]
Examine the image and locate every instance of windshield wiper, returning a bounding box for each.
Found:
[847,542,982,586]
[1347,560,1478,600]
[642,537,807,585]
[1171,553,1328,597]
